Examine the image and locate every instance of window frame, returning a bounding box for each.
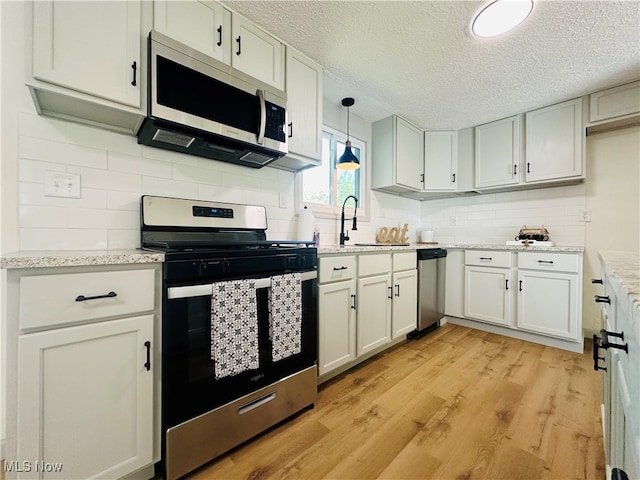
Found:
[295,126,369,221]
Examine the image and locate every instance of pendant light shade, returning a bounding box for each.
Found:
[337,97,360,170]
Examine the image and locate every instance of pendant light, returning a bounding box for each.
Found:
[336,97,360,170]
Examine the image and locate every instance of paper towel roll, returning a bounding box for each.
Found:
[297,206,314,241]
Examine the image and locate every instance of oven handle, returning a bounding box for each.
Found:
[167,270,318,299]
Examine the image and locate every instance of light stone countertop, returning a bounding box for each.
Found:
[598,250,640,338]
[0,249,165,269]
[318,243,584,255]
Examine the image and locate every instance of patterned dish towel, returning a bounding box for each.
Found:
[269,273,302,361]
[210,279,259,379]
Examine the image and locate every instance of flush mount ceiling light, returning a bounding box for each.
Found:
[336,97,360,170]
[472,0,534,38]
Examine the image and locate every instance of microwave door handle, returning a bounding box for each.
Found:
[257,89,266,145]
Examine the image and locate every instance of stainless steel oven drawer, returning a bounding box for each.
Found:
[165,365,317,480]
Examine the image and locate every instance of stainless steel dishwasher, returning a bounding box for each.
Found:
[409,248,447,338]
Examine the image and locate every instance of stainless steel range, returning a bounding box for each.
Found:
[141,195,318,480]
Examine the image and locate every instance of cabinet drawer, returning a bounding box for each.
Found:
[465,250,512,268]
[319,255,356,283]
[518,252,580,273]
[393,251,417,272]
[19,269,156,330]
[358,253,392,277]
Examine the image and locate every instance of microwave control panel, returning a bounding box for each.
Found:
[265,102,286,142]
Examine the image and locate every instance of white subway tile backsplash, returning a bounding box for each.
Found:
[107,191,143,211]
[172,163,222,185]
[20,205,67,228]
[19,112,69,142]
[141,176,199,198]
[20,182,107,209]
[20,159,67,182]
[142,145,200,166]
[67,208,139,229]
[21,228,108,251]
[198,185,244,204]
[221,172,262,191]
[68,165,142,192]
[107,229,140,250]
[65,122,143,156]
[20,136,107,169]
[109,151,173,178]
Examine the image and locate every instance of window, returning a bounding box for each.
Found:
[300,127,366,218]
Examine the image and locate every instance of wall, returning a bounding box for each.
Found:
[583,126,640,334]
[420,183,587,246]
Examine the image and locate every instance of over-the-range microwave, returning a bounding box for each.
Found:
[137,30,288,169]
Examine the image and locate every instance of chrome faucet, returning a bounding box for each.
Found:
[339,195,358,246]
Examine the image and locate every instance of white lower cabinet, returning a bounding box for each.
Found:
[18,315,154,480]
[318,279,357,375]
[6,264,160,480]
[516,270,579,340]
[454,248,583,352]
[318,251,417,380]
[357,273,392,355]
[464,266,512,327]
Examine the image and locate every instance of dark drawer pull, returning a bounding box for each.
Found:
[333,266,348,271]
[601,329,628,353]
[591,278,603,284]
[75,291,117,302]
[592,334,606,371]
[479,257,492,261]
[537,260,554,264]
[505,279,509,290]
[595,295,611,304]
[388,286,393,299]
[144,341,151,371]
[351,294,357,310]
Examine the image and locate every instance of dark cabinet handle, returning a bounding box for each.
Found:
[479,257,492,261]
[519,280,523,292]
[527,162,531,173]
[595,295,611,304]
[236,36,241,55]
[505,279,509,290]
[599,329,628,354]
[351,294,356,310]
[592,278,603,284]
[144,341,151,371]
[612,468,630,480]
[131,61,137,86]
[592,334,606,371]
[388,286,393,299]
[513,164,517,175]
[75,291,117,302]
[288,122,293,138]
[395,284,400,297]
[333,266,348,271]
[537,260,554,264]
[217,25,223,46]
[420,173,425,184]
[452,173,456,183]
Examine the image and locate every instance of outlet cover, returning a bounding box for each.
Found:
[278,193,288,209]
[450,215,458,226]
[579,209,591,222]
[45,171,81,198]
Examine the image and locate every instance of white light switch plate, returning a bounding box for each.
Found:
[44,171,81,198]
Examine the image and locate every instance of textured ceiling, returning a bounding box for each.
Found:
[221,0,640,130]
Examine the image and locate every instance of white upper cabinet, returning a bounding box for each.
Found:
[153,1,285,91]
[589,80,640,123]
[372,115,424,193]
[525,98,584,183]
[423,130,458,191]
[33,0,142,108]
[154,0,231,65]
[475,114,523,189]
[284,48,323,165]
[231,14,285,90]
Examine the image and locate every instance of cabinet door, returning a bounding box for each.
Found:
[392,269,418,338]
[33,0,142,108]
[423,131,458,191]
[395,117,425,191]
[475,115,522,188]
[517,270,579,340]
[231,14,285,90]
[17,315,154,479]
[318,280,356,375]
[464,266,512,326]
[154,0,231,64]
[357,274,392,355]
[525,98,583,182]
[286,48,322,162]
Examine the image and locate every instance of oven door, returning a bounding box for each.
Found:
[162,270,317,429]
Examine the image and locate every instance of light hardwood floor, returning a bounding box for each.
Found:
[187,323,605,480]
